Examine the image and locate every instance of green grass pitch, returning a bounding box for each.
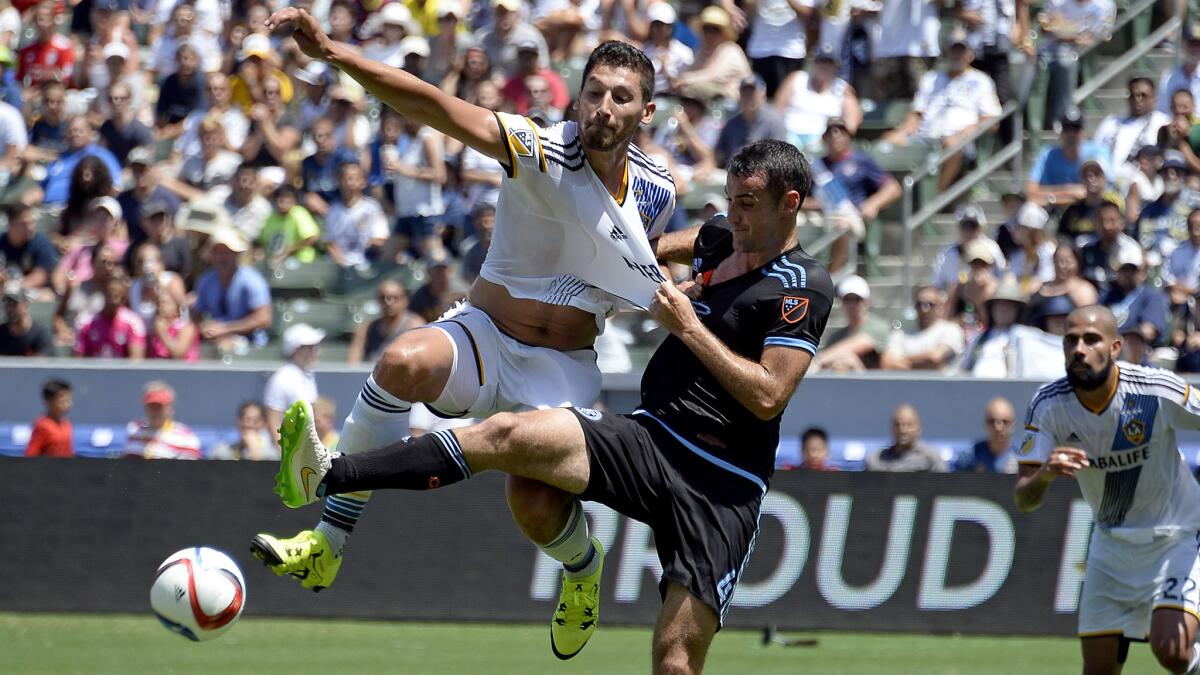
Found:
[3,612,1096,674]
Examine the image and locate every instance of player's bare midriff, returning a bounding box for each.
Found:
[469,278,600,351]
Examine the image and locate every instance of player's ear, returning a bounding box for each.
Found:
[1111,337,1122,360]
[779,189,801,215]
[641,99,656,125]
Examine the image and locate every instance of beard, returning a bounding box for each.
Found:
[1067,355,1114,391]
[580,120,624,152]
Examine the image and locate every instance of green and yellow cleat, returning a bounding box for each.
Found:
[275,400,332,508]
[249,530,342,592]
[550,537,604,660]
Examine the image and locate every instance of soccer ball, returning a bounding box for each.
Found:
[150,547,247,641]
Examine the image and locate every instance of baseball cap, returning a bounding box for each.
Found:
[739,74,766,92]
[964,239,995,265]
[209,226,249,254]
[380,2,413,25]
[515,39,540,53]
[493,0,522,11]
[127,146,153,166]
[1016,202,1049,230]
[824,116,850,134]
[1115,245,1144,269]
[837,275,871,300]
[400,35,430,58]
[283,323,326,356]
[956,204,987,228]
[90,196,123,220]
[143,386,175,406]
[1060,106,1085,129]
[1162,149,1190,173]
[944,28,971,51]
[102,42,130,62]
[2,280,28,303]
[1136,144,1164,161]
[437,1,462,18]
[812,44,839,63]
[238,33,272,61]
[142,198,172,218]
[702,194,728,212]
[329,81,365,105]
[293,61,330,86]
[1080,157,1107,175]
[647,2,676,24]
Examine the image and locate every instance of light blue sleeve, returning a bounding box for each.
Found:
[243,268,272,311]
[1028,146,1051,183]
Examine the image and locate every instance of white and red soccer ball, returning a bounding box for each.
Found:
[150,547,246,641]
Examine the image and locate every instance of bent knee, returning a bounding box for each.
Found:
[374,334,449,401]
[1151,642,1192,674]
[653,646,699,675]
[482,412,522,449]
[506,476,575,544]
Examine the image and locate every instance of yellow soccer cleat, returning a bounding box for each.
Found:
[249,530,342,592]
[275,400,332,509]
[550,537,604,660]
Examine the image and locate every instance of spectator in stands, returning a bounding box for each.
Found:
[673,5,752,103]
[1136,150,1200,260]
[881,33,1002,191]
[56,156,115,246]
[1081,201,1143,291]
[211,400,277,460]
[955,0,1030,145]
[0,284,52,356]
[224,164,271,242]
[25,81,67,164]
[75,272,145,359]
[1159,27,1200,114]
[294,61,332,131]
[364,3,418,68]
[18,1,75,88]
[866,404,948,472]
[642,3,692,97]
[176,72,249,164]
[148,290,199,362]
[1093,76,1170,190]
[1057,159,1122,243]
[1029,292,1076,336]
[326,82,370,153]
[477,0,549,77]
[441,45,494,105]
[1026,107,1111,208]
[98,81,153,167]
[961,276,1063,378]
[461,203,495,283]
[0,204,57,294]
[152,2,220,77]
[1007,203,1056,296]
[25,379,72,457]
[655,94,718,183]
[1163,208,1200,310]
[241,73,302,169]
[1121,322,1153,367]
[264,323,324,434]
[259,185,321,268]
[55,242,119,346]
[325,162,389,268]
[118,148,180,244]
[714,74,788,170]
[993,190,1024,258]
[814,275,890,372]
[500,40,568,116]
[124,380,201,460]
[427,3,471,85]
[948,239,1000,330]
[191,228,272,350]
[1100,246,1169,348]
[736,0,813,98]
[931,205,1006,290]
[818,115,901,230]
[799,427,836,471]
[348,279,424,365]
[1158,106,1200,178]
[881,285,966,372]
[777,46,861,151]
[128,242,187,328]
[1125,145,1165,225]
[866,0,940,101]
[129,200,190,281]
[313,395,340,450]
[1026,243,1097,322]
[386,117,447,263]
[154,42,206,137]
[54,197,128,292]
[165,116,243,201]
[41,117,122,206]
[410,254,468,322]
[955,397,1017,473]
[1037,0,1115,129]
[301,117,357,218]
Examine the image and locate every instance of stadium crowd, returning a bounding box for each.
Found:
[4,0,1200,467]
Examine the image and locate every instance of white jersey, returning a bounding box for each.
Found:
[1019,362,1200,539]
[483,112,676,329]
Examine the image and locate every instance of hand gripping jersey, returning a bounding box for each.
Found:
[1020,362,1200,539]
[482,113,676,329]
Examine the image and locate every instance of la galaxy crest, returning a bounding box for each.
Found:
[1122,419,1145,446]
[508,127,535,157]
[781,296,809,324]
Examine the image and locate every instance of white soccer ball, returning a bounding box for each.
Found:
[150,547,247,641]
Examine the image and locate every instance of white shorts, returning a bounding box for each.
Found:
[1078,529,1200,639]
[425,302,602,418]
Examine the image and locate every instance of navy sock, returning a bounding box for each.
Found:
[320,430,471,494]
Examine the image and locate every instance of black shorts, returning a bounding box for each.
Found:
[570,408,764,627]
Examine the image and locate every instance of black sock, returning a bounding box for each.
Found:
[320,430,471,495]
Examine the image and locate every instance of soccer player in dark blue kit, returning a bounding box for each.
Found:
[269,140,834,674]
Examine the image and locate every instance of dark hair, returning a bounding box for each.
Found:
[60,156,114,236]
[581,41,655,105]
[1096,200,1123,218]
[1173,87,1195,102]
[6,203,31,223]
[801,427,828,445]
[238,400,267,418]
[42,379,71,400]
[1129,76,1155,91]
[726,139,812,203]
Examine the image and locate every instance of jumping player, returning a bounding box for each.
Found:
[1016,305,1200,675]
[254,10,676,658]
[267,140,832,671]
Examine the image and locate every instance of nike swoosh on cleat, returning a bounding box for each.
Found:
[301,467,316,497]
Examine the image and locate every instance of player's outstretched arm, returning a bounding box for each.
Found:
[266,8,505,162]
[653,225,700,265]
[1013,447,1087,512]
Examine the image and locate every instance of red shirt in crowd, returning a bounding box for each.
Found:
[25,415,74,457]
[75,307,146,358]
[18,33,75,87]
[500,68,570,116]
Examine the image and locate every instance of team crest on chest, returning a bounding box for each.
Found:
[781,296,809,324]
[1122,419,1145,446]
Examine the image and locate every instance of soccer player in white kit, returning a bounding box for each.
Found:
[253,8,676,660]
[1016,305,1200,675]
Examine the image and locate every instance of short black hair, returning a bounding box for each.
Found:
[801,427,828,445]
[1173,87,1195,102]
[1097,200,1123,218]
[581,41,655,105]
[1129,76,1155,91]
[43,379,71,401]
[238,400,266,417]
[727,139,812,204]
